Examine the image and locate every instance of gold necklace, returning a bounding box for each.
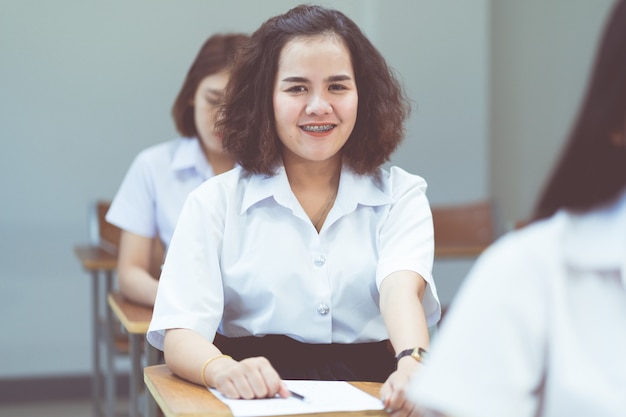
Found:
[312,189,337,230]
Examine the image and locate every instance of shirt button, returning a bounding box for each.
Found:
[317,304,330,315]
[313,255,326,267]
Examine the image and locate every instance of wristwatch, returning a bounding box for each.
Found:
[395,347,428,364]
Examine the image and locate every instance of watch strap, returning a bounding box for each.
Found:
[395,347,428,363]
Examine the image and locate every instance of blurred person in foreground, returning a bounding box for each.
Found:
[410,1,626,416]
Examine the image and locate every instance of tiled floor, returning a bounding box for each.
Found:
[0,398,130,417]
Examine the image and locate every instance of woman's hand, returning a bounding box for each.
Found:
[378,270,430,416]
[380,358,422,417]
[164,329,290,399]
[206,355,291,400]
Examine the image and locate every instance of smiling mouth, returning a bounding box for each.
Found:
[300,124,336,132]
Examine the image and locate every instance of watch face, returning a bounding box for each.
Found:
[412,347,428,362]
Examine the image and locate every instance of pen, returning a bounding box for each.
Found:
[289,390,306,401]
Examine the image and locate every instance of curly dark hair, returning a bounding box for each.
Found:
[218,4,411,176]
[172,33,249,138]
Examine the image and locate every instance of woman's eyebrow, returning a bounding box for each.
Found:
[280,74,352,83]
[327,74,352,82]
[280,76,309,83]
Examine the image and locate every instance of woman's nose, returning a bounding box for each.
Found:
[305,93,332,115]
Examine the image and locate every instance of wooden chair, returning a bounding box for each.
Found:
[431,200,495,323]
[89,200,164,417]
[91,200,164,278]
[431,200,494,258]
[91,201,122,253]
[90,200,128,348]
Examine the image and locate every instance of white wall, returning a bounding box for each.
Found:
[0,0,488,378]
[382,2,490,204]
[491,0,616,228]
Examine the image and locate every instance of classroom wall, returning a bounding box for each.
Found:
[491,0,616,228]
[2,0,614,381]
[0,0,488,378]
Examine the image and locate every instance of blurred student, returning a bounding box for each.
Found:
[106,33,249,307]
[147,5,440,416]
[410,1,626,416]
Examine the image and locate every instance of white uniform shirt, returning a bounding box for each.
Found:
[106,137,215,248]
[410,191,626,417]
[147,165,440,350]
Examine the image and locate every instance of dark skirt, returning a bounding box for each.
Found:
[214,334,396,382]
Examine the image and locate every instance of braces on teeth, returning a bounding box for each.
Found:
[301,125,335,132]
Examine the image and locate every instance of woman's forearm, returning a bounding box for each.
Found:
[164,328,225,386]
[117,231,159,307]
[379,270,430,356]
[118,266,159,306]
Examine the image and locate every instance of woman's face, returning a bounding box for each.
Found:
[273,34,358,166]
[193,70,230,156]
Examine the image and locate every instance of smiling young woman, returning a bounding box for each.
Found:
[147,5,440,417]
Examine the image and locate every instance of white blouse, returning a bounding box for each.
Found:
[147,164,440,350]
[106,137,215,248]
[410,191,626,417]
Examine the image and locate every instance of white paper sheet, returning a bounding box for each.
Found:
[209,380,384,416]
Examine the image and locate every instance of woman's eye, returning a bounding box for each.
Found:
[205,96,221,106]
[286,85,307,93]
[329,84,347,91]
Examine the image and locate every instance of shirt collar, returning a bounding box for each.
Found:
[561,191,626,275]
[170,138,214,181]
[240,165,392,216]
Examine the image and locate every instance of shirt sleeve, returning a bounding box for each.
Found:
[409,231,549,417]
[376,166,440,327]
[106,149,157,238]
[146,180,226,351]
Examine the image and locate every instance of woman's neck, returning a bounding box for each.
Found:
[204,149,236,176]
[283,154,342,191]
[284,155,341,232]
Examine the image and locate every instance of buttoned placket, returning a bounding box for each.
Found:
[309,229,333,341]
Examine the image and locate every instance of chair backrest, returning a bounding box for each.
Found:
[431,200,494,249]
[89,200,121,253]
[89,200,164,276]
[90,200,122,252]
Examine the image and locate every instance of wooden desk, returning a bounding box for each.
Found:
[108,291,152,333]
[144,365,386,417]
[74,243,118,417]
[74,244,118,270]
[108,291,160,417]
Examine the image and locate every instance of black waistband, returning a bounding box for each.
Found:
[214,334,395,382]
